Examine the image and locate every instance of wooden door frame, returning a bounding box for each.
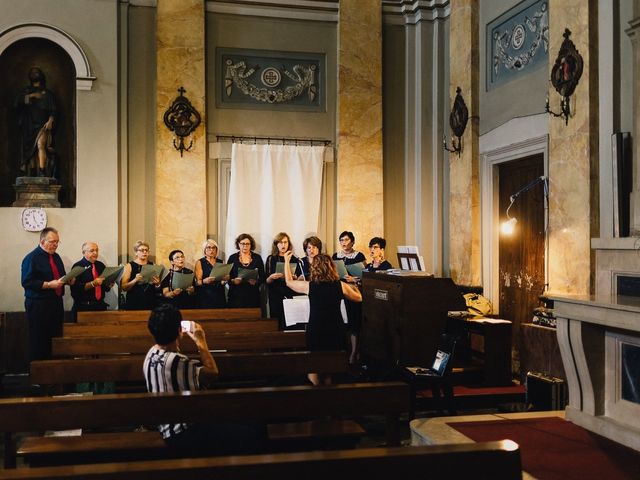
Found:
[480,129,548,314]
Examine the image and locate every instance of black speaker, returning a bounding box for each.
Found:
[612,132,632,237]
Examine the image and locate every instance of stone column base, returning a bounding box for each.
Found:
[13,177,61,208]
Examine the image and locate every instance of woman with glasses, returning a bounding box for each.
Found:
[194,239,228,308]
[227,233,265,308]
[265,232,302,329]
[161,249,196,309]
[120,240,161,310]
[365,237,393,272]
[332,231,366,364]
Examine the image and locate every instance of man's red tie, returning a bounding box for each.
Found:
[48,254,63,296]
[92,263,102,301]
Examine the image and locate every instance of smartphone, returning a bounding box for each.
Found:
[180,320,193,333]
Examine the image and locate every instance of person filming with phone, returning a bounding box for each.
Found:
[143,304,262,455]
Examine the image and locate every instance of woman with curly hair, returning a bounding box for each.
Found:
[283,251,361,385]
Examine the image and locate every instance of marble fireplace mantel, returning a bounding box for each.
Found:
[592,237,640,296]
[550,294,640,451]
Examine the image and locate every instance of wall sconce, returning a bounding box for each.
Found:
[443,86,469,156]
[501,175,548,235]
[545,28,583,125]
[163,87,201,157]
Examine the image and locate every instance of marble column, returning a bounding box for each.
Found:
[547,0,598,295]
[626,1,640,235]
[448,0,480,286]
[155,0,207,265]
[337,0,384,249]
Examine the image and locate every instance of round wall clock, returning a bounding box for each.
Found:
[21,208,48,232]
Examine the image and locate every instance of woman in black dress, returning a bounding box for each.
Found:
[332,231,366,364]
[284,251,362,385]
[194,239,228,308]
[365,237,393,272]
[161,249,196,309]
[265,232,302,329]
[227,233,265,309]
[120,240,161,310]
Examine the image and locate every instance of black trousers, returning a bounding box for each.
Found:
[25,296,64,361]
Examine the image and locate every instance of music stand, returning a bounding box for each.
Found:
[397,252,422,271]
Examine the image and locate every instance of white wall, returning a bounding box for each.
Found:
[0,0,121,311]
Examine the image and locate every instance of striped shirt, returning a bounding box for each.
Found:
[143,346,202,439]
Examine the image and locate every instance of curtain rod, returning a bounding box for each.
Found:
[216,135,332,146]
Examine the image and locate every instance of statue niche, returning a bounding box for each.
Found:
[0,37,75,207]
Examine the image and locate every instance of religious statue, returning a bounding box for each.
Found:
[14,67,58,178]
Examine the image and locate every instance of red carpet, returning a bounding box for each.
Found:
[448,416,640,480]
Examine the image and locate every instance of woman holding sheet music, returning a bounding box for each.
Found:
[284,251,362,385]
[227,233,265,308]
[161,250,196,309]
[332,231,366,364]
[120,240,161,310]
[194,239,228,308]
[265,232,302,329]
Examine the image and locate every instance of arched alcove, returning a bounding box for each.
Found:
[0,23,94,208]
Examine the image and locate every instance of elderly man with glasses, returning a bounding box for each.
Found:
[21,227,70,360]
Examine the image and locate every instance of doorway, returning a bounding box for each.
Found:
[498,154,546,376]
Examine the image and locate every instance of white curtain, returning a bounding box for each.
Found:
[224,143,325,260]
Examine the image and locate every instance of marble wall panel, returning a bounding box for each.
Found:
[449,0,481,286]
[336,0,384,248]
[547,0,596,295]
[155,0,207,265]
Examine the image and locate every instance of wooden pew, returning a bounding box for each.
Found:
[76,307,261,323]
[30,351,348,386]
[0,382,410,468]
[52,331,307,357]
[0,441,523,479]
[63,318,278,337]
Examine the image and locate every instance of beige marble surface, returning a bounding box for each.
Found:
[336,0,384,247]
[448,0,480,286]
[155,0,207,265]
[411,410,565,480]
[547,0,595,296]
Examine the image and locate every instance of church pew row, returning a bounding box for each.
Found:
[52,331,307,357]
[0,382,409,469]
[0,442,523,480]
[63,318,278,337]
[30,351,348,387]
[76,307,261,323]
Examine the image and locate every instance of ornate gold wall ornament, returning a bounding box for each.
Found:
[545,28,583,125]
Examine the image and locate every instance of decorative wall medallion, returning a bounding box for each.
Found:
[487,0,548,89]
[261,67,282,88]
[217,48,324,111]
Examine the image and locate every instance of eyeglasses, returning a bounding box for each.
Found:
[137,248,149,252]
[239,242,251,246]
[205,246,216,250]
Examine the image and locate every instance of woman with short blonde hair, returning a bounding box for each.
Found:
[120,240,161,310]
[194,239,228,308]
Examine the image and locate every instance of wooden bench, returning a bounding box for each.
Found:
[30,351,348,386]
[76,307,261,323]
[0,441,523,479]
[63,318,278,337]
[52,331,307,357]
[0,382,409,468]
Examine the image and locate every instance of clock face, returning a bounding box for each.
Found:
[21,208,47,232]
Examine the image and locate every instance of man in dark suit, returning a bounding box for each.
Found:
[21,227,68,360]
[70,241,110,315]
